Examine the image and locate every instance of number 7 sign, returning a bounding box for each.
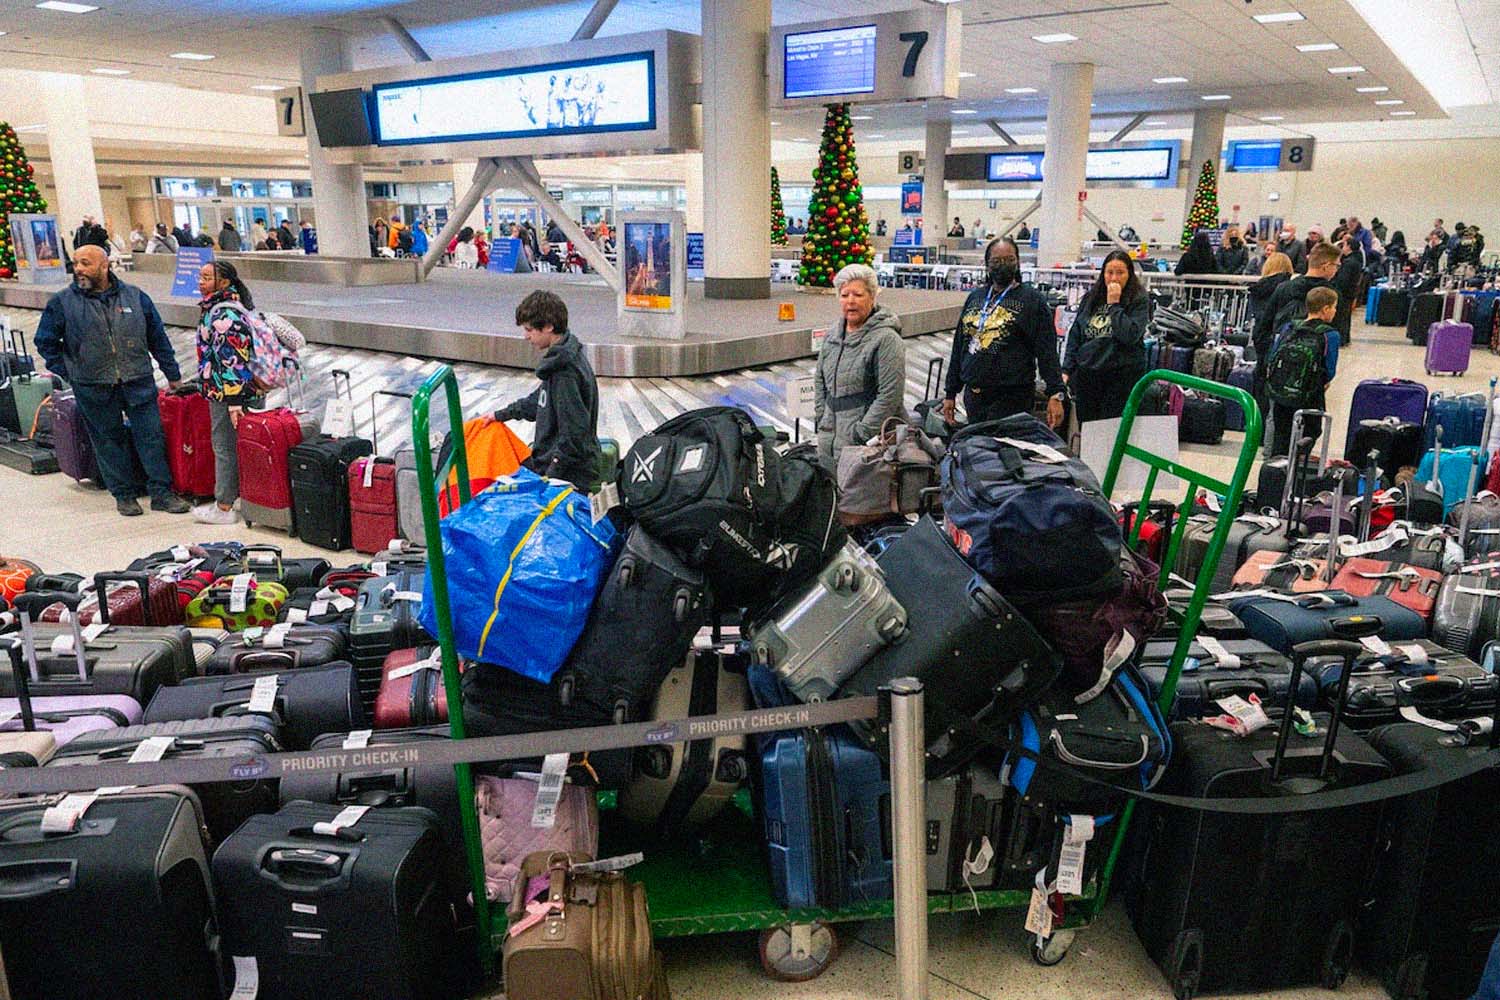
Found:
[276,88,306,138]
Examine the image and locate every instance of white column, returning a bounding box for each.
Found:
[300,29,368,259]
[38,73,104,235]
[683,152,705,233]
[1182,109,1226,239]
[1036,62,1094,268]
[449,160,488,232]
[702,0,771,299]
[923,118,951,241]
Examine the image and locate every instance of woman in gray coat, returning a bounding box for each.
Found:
[814,263,907,471]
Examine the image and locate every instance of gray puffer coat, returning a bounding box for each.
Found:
[813,304,907,471]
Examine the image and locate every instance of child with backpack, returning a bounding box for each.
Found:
[1265,285,1341,458]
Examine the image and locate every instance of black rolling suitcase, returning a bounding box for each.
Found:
[49,715,283,842]
[1349,418,1425,478]
[213,801,451,1000]
[1307,639,1498,730]
[1128,635,1391,998]
[290,434,372,552]
[1179,393,1226,445]
[1137,637,1316,719]
[1377,288,1411,327]
[349,571,430,714]
[1433,564,1500,660]
[0,786,220,1000]
[237,543,333,592]
[143,661,363,749]
[839,514,1062,776]
[0,428,59,474]
[1408,292,1446,345]
[204,622,348,674]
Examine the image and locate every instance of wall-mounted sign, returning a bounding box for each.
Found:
[618,211,686,340]
[771,6,959,109]
[900,182,923,216]
[1225,138,1316,173]
[898,150,922,173]
[686,232,704,280]
[276,87,306,138]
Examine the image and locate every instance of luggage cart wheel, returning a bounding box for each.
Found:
[758,922,838,982]
[1167,930,1203,1000]
[1320,921,1354,990]
[1029,928,1075,967]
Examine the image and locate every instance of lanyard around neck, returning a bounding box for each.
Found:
[978,283,1018,329]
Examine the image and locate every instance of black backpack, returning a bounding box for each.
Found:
[1265,325,1328,407]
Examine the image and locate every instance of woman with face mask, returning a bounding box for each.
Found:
[1062,250,1149,423]
[942,237,1065,428]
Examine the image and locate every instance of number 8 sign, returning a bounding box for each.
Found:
[1278,138,1315,172]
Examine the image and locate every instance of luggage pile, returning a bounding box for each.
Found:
[1142,313,1255,444]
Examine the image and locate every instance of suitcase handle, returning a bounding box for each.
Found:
[371,390,415,459]
[0,860,76,899]
[230,649,300,672]
[264,846,356,886]
[91,571,165,627]
[923,356,943,402]
[0,637,36,732]
[1275,639,1366,783]
[239,545,284,578]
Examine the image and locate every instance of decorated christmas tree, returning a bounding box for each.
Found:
[0,123,47,279]
[1181,159,1219,247]
[770,166,788,246]
[797,103,872,289]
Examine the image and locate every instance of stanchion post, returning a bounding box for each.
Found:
[887,678,929,1000]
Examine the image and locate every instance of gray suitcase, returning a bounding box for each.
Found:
[1433,564,1500,660]
[1174,513,1288,593]
[188,627,230,673]
[748,540,907,703]
[396,449,424,542]
[924,765,1006,892]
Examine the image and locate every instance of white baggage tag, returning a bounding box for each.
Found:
[1203,493,1222,514]
[320,396,355,439]
[572,853,646,874]
[305,601,328,620]
[995,437,1069,465]
[49,635,74,657]
[1341,535,1399,558]
[264,623,292,649]
[1066,815,1095,845]
[250,553,275,567]
[170,545,191,562]
[229,573,252,614]
[248,674,279,714]
[1215,695,1271,735]
[331,596,355,613]
[1360,635,1393,656]
[371,561,388,577]
[391,591,422,603]
[530,753,570,829]
[313,804,370,837]
[362,459,376,490]
[1055,840,1088,896]
[1025,870,1054,939]
[590,481,620,524]
[1399,705,1460,731]
[342,730,373,750]
[388,651,441,681]
[1197,636,1242,671]
[1396,644,1429,666]
[285,608,309,624]
[229,956,259,1000]
[315,586,339,601]
[388,538,406,553]
[41,792,100,834]
[129,735,176,763]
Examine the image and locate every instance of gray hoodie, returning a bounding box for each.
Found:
[813,304,907,470]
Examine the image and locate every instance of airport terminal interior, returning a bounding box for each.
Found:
[3,1,1500,999]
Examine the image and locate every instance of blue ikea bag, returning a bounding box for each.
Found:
[420,468,619,683]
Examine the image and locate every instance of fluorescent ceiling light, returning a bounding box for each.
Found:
[1296,42,1339,52]
[952,108,978,114]
[959,71,976,79]
[35,1,98,11]
[92,67,130,75]
[1153,76,1188,84]
[1391,110,1416,116]
[1201,94,1231,101]
[1260,115,1285,121]
[170,51,215,61]
[1145,120,1168,126]
[1374,98,1405,105]
[1253,11,1305,23]
[251,84,285,91]
[851,115,873,120]
[1356,85,1389,93]
[868,134,885,138]
[770,121,781,126]
[1005,86,1037,94]
[1032,33,1077,43]
[1346,0,1489,107]
[1328,65,1366,74]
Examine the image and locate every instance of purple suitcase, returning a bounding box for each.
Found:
[0,694,140,745]
[1225,363,1256,432]
[1343,378,1430,458]
[1426,320,1473,376]
[51,390,100,485]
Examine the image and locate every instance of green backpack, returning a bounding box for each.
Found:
[1265,325,1327,407]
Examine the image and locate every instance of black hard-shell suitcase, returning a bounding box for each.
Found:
[1433,564,1500,660]
[213,801,450,1000]
[1137,637,1315,719]
[0,428,59,475]
[290,434,373,552]
[143,661,363,749]
[1376,288,1411,327]
[2,620,186,706]
[557,524,709,720]
[1307,639,1498,729]
[1350,419,1424,477]
[1362,715,1500,1000]
[49,715,283,842]
[1127,637,1391,998]
[205,623,348,674]
[237,543,333,592]
[0,786,219,1000]
[1408,292,1445,345]
[840,515,1062,776]
[349,571,429,714]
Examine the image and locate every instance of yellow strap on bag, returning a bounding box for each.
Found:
[475,486,576,660]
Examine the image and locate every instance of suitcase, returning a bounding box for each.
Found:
[1349,418,1425,476]
[1433,565,1500,659]
[0,632,142,744]
[1137,637,1315,719]
[239,368,319,531]
[1364,285,1382,325]
[0,786,220,1000]
[291,431,373,552]
[1451,492,1500,560]
[49,715,283,842]
[234,544,332,592]
[189,625,229,671]
[184,575,289,632]
[25,619,196,690]
[1330,558,1442,622]
[758,726,892,908]
[1416,443,1481,516]
[349,571,429,715]
[52,388,102,486]
[1408,292,1446,345]
[1178,393,1226,445]
[1191,346,1235,382]
[1231,547,1337,593]
[1174,514,1288,594]
[1362,713,1500,1000]
[204,622,348,674]
[349,389,411,555]
[840,515,1062,776]
[396,449,426,543]
[372,645,448,728]
[557,525,709,721]
[1426,321,1474,376]
[213,801,451,1000]
[1223,363,1255,432]
[1159,590,1247,641]
[156,382,215,498]
[0,427,59,475]
[128,541,245,580]
[143,661,364,750]
[1,617,183,706]
[1227,590,1426,653]
[922,765,1007,892]
[0,368,58,438]
[280,586,358,627]
[619,648,750,835]
[41,571,180,628]
[0,555,38,603]
[1425,392,1488,451]
[1168,344,1196,373]
[1120,500,1176,567]
[473,774,599,905]
[1345,379,1430,458]
[748,540,906,704]
[0,730,54,766]
[1308,639,1496,730]
[1127,637,1391,998]
[1376,287,1411,326]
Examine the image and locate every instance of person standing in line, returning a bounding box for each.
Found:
[1214,225,1249,275]
[218,220,241,252]
[813,263,907,472]
[1175,232,1220,276]
[1253,242,1351,447]
[1276,225,1308,274]
[948,217,966,238]
[1249,251,1294,325]
[942,237,1066,428]
[191,260,269,525]
[33,246,192,517]
[1062,250,1149,424]
[1264,286,1341,457]
[276,219,297,254]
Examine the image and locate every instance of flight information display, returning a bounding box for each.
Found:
[371,51,655,146]
[985,143,1179,186]
[784,24,877,99]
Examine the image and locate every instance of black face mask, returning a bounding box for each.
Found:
[988,261,1020,287]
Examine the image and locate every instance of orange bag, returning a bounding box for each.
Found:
[0,556,40,604]
[439,417,531,516]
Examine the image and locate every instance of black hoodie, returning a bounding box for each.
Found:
[496,333,601,492]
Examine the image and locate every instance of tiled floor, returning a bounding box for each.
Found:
[3,303,1491,999]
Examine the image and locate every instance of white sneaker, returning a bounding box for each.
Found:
[193,503,239,525]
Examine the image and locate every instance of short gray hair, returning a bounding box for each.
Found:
[833,263,879,297]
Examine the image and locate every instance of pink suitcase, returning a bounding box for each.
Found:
[1425,320,1473,376]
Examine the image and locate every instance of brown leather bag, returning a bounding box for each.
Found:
[835,418,944,526]
[503,852,670,1000]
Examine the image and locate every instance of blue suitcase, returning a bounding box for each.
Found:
[1416,444,1483,514]
[1137,637,1318,719]
[1425,392,1488,451]
[1223,363,1256,433]
[1365,285,1382,325]
[1168,345,1196,374]
[1226,591,1426,653]
[1465,291,1500,346]
[759,727,892,909]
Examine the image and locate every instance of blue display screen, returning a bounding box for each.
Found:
[784,24,877,100]
[987,152,1046,182]
[1227,140,1283,172]
[985,142,1180,187]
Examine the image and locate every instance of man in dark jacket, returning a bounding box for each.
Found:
[1215,227,1249,275]
[218,220,242,252]
[72,216,108,251]
[33,246,191,517]
[1276,226,1308,274]
[276,220,297,253]
[493,290,602,492]
[942,237,1065,427]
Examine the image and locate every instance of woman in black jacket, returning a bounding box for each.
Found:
[1214,226,1249,275]
[1248,250,1294,323]
[1175,232,1220,276]
[1063,250,1149,423]
[1385,230,1408,266]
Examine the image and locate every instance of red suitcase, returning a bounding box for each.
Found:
[372,645,448,728]
[157,385,215,498]
[1330,558,1442,622]
[349,456,399,555]
[237,408,306,531]
[38,572,180,627]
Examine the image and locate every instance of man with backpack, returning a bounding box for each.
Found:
[1264,286,1341,458]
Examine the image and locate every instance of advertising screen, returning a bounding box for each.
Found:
[987,152,1046,183]
[984,143,1179,186]
[784,24,877,100]
[624,221,674,311]
[371,52,656,146]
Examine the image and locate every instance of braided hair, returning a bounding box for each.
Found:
[209,260,254,310]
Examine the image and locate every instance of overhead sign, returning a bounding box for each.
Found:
[771,6,960,109]
[983,143,1181,187]
[1225,138,1316,173]
[276,87,306,138]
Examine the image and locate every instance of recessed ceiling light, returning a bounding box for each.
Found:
[170,52,215,61]
[1253,11,1305,23]
[959,71,976,79]
[1201,94,1231,101]
[92,67,131,75]
[1374,98,1405,105]
[1153,76,1188,84]
[851,115,873,120]
[1391,110,1416,116]
[1145,120,1168,126]
[251,84,285,91]
[36,1,98,11]
[1260,115,1285,121]
[868,134,886,139]
[770,121,781,126]
[1005,86,1038,94]
[1296,42,1339,52]
[1355,86,1389,93]
[1328,65,1366,74]
[952,108,978,115]
[1032,33,1077,44]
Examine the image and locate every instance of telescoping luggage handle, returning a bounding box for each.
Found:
[1272,617,1383,786]
[1456,377,1499,552]
[90,571,168,628]
[238,544,284,579]
[1283,408,1334,527]
[10,610,90,685]
[370,389,414,461]
[1,634,36,732]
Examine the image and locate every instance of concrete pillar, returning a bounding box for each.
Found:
[300,29,368,259]
[1182,109,1226,238]
[449,160,489,232]
[702,0,771,299]
[38,73,104,237]
[923,118,951,242]
[1036,62,1094,268]
[683,152,704,233]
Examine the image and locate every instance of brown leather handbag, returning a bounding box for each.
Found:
[835,417,944,526]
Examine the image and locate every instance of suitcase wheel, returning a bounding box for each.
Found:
[1167,930,1203,1000]
[1029,928,1075,967]
[758,922,838,982]
[1320,920,1355,991]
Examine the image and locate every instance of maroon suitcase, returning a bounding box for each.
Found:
[237,407,305,531]
[38,572,180,627]
[349,456,399,555]
[372,645,448,728]
[158,385,215,498]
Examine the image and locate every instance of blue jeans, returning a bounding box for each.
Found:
[70,377,173,501]
[1474,929,1500,1000]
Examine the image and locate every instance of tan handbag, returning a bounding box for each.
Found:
[835,417,944,526]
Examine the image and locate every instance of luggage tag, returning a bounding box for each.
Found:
[571,853,645,875]
[248,674,279,714]
[1360,635,1393,657]
[262,623,293,649]
[128,735,177,764]
[229,573,253,614]
[371,561,388,578]
[229,956,258,1000]
[362,459,376,489]
[1073,631,1135,704]
[994,437,1070,465]
[342,730,372,750]
[530,752,570,829]
[313,804,370,837]
[170,545,192,562]
[1025,868,1060,940]
[1055,815,1095,896]
[590,481,620,524]
[1196,636,1242,671]
[1399,705,1461,732]
[1214,694,1271,736]
[388,649,443,681]
[39,786,133,834]
[320,396,355,439]
[960,837,996,913]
